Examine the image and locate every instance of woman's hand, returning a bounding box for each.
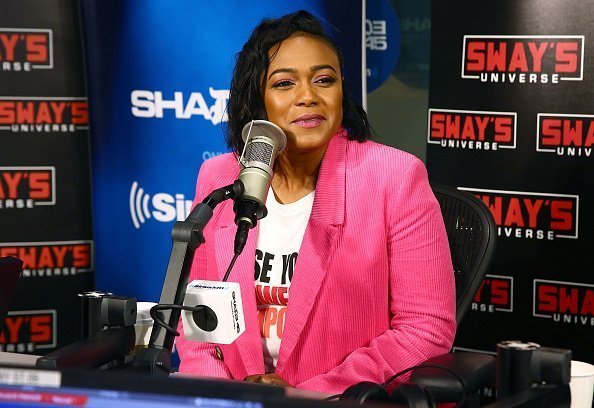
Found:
[244,373,294,388]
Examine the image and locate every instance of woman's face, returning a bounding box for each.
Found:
[263,34,343,154]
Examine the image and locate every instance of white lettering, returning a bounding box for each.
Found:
[130,89,229,124]
[479,72,559,84]
[152,193,177,222]
[202,151,226,161]
[154,91,184,118]
[130,90,155,117]
[497,226,554,240]
[181,92,209,120]
[208,88,229,125]
[365,20,388,51]
[440,139,499,150]
[556,147,592,157]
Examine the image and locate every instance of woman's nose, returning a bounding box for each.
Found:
[295,84,318,106]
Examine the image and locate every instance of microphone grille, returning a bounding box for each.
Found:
[245,141,273,166]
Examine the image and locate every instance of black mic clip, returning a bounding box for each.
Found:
[202,179,244,209]
[256,205,267,220]
[232,200,267,226]
[232,199,267,256]
[172,180,244,251]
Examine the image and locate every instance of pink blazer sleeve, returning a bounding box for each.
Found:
[175,160,233,379]
[295,159,456,393]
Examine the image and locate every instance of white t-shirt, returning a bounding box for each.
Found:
[254,187,315,373]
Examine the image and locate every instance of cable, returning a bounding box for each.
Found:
[222,252,240,282]
[383,363,469,408]
[150,249,239,338]
[149,304,209,337]
[233,220,251,256]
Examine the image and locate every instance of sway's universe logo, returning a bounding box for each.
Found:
[472,274,513,313]
[428,109,516,150]
[0,28,52,72]
[129,182,193,229]
[0,310,56,353]
[459,187,579,240]
[130,88,229,125]
[0,167,55,209]
[462,35,584,84]
[0,241,93,277]
[537,113,594,157]
[0,97,88,133]
[534,279,594,326]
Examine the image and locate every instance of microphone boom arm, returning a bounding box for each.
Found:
[130,180,244,375]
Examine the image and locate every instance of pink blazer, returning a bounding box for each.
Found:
[176,133,456,395]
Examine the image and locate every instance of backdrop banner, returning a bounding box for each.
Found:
[81,1,364,303]
[428,0,594,367]
[0,0,94,354]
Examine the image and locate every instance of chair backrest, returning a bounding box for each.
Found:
[431,184,497,325]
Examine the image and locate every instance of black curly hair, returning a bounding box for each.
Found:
[225,9,371,154]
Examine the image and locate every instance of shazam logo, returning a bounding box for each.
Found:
[129,182,193,229]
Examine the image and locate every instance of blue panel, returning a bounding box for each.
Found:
[81,1,363,301]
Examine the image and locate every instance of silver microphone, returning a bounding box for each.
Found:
[235,120,287,227]
[231,120,286,256]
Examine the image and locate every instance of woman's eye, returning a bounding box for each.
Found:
[272,80,294,88]
[315,76,337,85]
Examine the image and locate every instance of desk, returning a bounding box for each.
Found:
[0,352,39,367]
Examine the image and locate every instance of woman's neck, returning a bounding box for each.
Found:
[271,147,326,204]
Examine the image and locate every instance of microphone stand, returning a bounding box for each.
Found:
[129,180,244,375]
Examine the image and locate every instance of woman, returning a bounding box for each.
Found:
[176,10,456,395]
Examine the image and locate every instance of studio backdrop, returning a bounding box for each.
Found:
[0,0,94,354]
[427,0,594,365]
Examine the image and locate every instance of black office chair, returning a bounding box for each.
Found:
[406,184,498,407]
[344,186,568,406]
[431,183,497,325]
[340,184,499,407]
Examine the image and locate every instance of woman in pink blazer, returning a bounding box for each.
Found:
[176,10,456,395]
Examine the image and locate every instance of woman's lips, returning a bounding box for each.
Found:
[292,115,325,128]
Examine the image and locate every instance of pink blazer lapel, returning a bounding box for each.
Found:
[276,133,347,373]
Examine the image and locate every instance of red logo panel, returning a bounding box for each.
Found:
[534,279,594,326]
[428,109,516,150]
[0,97,88,133]
[472,274,513,313]
[0,167,55,209]
[0,29,52,71]
[462,35,584,84]
[459,187,579,240]
[0,310,56,353]
[0,241,93,278]
[537,113,594,157]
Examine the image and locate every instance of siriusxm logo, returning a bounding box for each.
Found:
[129,182,193,229]
[130,88,229,125]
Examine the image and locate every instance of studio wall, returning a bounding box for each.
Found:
[0,0,94,354]
[427,0,594,364]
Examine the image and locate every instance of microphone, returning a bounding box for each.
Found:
[181,122,284,345]
[233,120,286,255]
[181,279,245,344]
